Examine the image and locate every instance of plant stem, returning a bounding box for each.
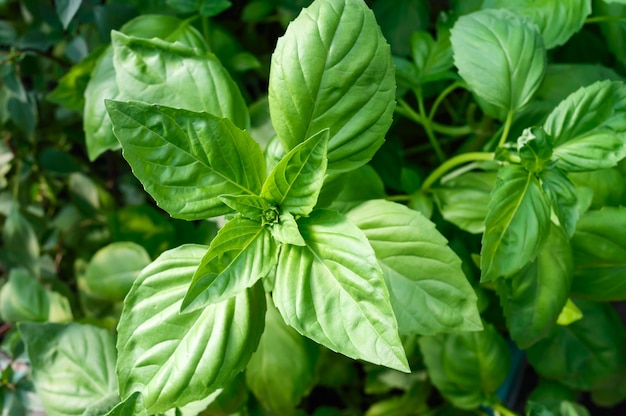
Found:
[428,80,464,121]
[491,402,519,416]
[586,16,626,24]
[201,16,211,44]
[396,100,472,136]
[385,194,411,202]
[421,151,495,192]
[498,109,514,148]
[416,88,446,162]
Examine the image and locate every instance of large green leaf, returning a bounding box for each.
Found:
[269,0,395,173]
[82,242,151,302]
[527,300,626,390]
[419,323,510,409]
[261,129,329,216]
[540,167,578,238]
[570,207,626,301]
[20,323,118,416]
[482,0,591,49]
[496,223,573,349]
[432,170,496,234]
[83,15,209,161]
[182,217,277,310]
[450,8,546,119]
[112,31,248,130]
[347,200,482,335]
[481,165,551,282]
[116,244,266,414]
[544,80,626,172]
[106,101,265,220]
[273,210,409,372]
[246,295,319,415]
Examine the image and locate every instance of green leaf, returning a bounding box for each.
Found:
[246,295,319,415]
[481,165,551,282]
[371,0,429,56]
[570,207,626,301]
[269,0,395,174]
[569,168,626,210]
[418,323,510,410]
[544,80,626,172]
[83,242,151,302]
[482,0,592,49]
[55,0,82,29]
[527,300,626,390]
[166,0,232,16]
[116,244,266,414]
[347,200,482,335]
[557,299,583,326]
[112,31,249,130]
[0,269,49,323]
[106,100,265,220]
[405,30,454,85]
[326,165,386,213]
[218,194,272,222]
[83,15,208,161]
[20,323,118,416]
[517,126,553,173]
[271,212,306,246]
[47,47,102,112]
[2,205,39,277]
[495,223,573,349]
[273,210,409,372]
[182,217,277,310]
[105,392,146,416]
[540,167,578,238]
[261,129,329,216]
[450,8,546,118]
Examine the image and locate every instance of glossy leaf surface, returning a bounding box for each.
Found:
[481,165,551,282]
[106,101,265,220]
[269,0,395,173]
[273,210,409,372]
[347,200,482,335]
[116,244,266,413]
[540,167,579,238]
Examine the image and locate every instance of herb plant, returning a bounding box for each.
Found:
[1,0,626,415]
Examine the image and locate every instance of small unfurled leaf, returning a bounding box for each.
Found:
[182,217,277,310]
[395,30,454,87]
[419,323,510,409]
[117,244,266,414]
[482,0,592,49]
[271,212,305,246]
[218,194,272,222]
[347,200,482,335]
[570,207,626,301]
[20,322,118,416]
[481,165,551,282]
[273,210,409,372]
[246,295,319,415]
[432,170,496,234]
[261,129,329,216]
[544,80,626,172]
[83,242,151,302]
[496,223,573,349]
[450,8,546,119]
[517,126,553,173]
[540,167,578,238]
[269,0,395,173]
[106,101,265,220]
[527,300,626,390]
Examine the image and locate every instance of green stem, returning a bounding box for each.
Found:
[396,103,472,136]
[428,80,464,121]
[491,402,519,416]
[385,194,411,202]
[201,16,210,44]
[421,151,495,192]
[416,88,446,162]
[498,109,514,148]
[586,15,626,24]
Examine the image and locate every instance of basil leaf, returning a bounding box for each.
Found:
[347,200,482,335]
[106,100,265,220]
[261,129,329,216]
[496,223,573,349]
[273,210,409,372]
[569,168,626,210]
[325,165,386,213]
[271,212,306,246]
[544,80,626,172]
[419,323,510,409]
[481,165,551,282]
[450,8,546,119]
[517,126,553,173]
[482,0,592,49]
[540,167,579,238]
[84,15,208,161]
[406,30,454,85]
[527,300,626,390]
[432,170,496,234]
[182,217,278,310]
[218,194,272,222]
[246,295,319,414]
[112,31,248,130]
[105,392,146,416]
[571,207,626,301]
[0,269,49,323]
[269,0,395,173]
[20,322,118,416]
[116,244,266,414]
[2,205,40,277]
